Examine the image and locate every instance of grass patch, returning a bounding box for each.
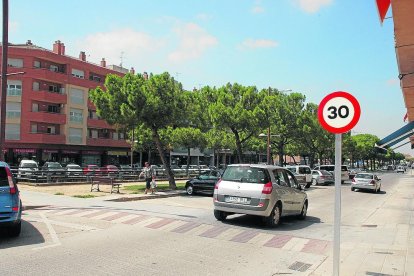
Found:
[124,182,186,193]
[72,194,97,199]
[54,192,65,195]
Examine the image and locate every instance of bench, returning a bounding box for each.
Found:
[90,176,122,194]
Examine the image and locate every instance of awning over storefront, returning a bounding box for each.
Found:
[376,121,414,148]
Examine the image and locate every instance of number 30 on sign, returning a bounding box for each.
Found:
[318,91,361,134]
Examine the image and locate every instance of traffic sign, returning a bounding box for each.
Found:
[318,91,361,134]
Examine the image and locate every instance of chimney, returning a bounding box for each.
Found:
[52,40,65,55]
[130,67,135,75]
[100,58,106,67]
[79,51,86,61]
[26,40,32,45]
[143,71,148,80]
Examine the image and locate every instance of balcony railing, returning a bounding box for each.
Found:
[6,111,21,118]
[29,111,66,124]
[25,133,66,144]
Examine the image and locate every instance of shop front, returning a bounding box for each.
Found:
[81,150,103,166]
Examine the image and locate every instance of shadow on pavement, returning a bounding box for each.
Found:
[353,190,387,195]
[222,214,322,231]
[0,220,45,249]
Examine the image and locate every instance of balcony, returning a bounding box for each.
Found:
[29,111,66,124]
[24,133,66,144]
[87,118,112,129]
[25,67,69,84]
[87,137,129,148]
[30,90,67,104]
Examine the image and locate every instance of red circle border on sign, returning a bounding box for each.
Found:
[317,91,361,134]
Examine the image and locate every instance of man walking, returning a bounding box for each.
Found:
[140,162,155,194]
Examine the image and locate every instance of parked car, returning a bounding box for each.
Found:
[65,163,83,176]
[285,165,312,188]
[18,160,39,177]
[0,161,22,237]
[213,164,308,227]
[185,170,221,195]
[42,162,65,176]
[351,173,381,193]
[83,165,101,175]
[101,165,119,175]
[311,170,334,185]
[119,165,133,174]
[313,165,349,183]
[290,171,306,189]
[396,166,405,173]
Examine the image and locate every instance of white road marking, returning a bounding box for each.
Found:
[33,212,62,251]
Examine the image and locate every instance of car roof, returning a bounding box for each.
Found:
[227,164,284,169]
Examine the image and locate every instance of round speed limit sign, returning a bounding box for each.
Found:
[318,91,361,134]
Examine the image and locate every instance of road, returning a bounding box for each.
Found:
[1,172,413,275]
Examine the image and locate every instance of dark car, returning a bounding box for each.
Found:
[185,170,221,195]
[42,162,65,176]
[65,163,83,176]
[0,161,22,237]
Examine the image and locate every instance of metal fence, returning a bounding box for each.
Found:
[10,166,210,184]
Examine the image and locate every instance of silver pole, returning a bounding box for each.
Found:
[333,133,342,276]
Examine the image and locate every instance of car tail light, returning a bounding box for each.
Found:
[214,179,222,189]
[262,182,273,194]
[320,176,325,179]
[6,168,16,194]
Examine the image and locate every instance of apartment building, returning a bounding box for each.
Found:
[1,40,132,166]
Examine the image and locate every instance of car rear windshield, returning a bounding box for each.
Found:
[320,170,332,176]
[319,166,348,172]
[222,166,270,184]
[48,163,62,168]
[356,173,373,179]
[0,167,8,187]
[299,167,311,174]
[21,163,37,168]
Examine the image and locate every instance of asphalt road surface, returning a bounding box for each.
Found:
[0,171,412,275]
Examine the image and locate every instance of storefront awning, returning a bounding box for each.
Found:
[376,121,414,148]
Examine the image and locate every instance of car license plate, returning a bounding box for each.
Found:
[225,196,251,204]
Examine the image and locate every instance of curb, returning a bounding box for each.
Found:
[106,191,186,202]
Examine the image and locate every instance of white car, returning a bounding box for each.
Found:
[351,173,381,193]
[18,160,39,177]
[396,166,405,173]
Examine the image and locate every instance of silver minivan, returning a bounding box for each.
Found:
[213,164,308,227]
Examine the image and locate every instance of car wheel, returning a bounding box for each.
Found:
[264,203,282,227]
[214,210,227,221]
[8,221,21,237]
[312,179,317,186]
[351,187,355,191]
[186,185,194,195]
[298,201,308,220]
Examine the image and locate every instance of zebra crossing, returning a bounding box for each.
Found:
[27,206,331,256]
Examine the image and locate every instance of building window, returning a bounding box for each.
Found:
[32,103,39,112]
[7,58,23,68]
[69,128,82,144]
[5,123,20,140]
[70,108,83,123]
[89,129,98,138]
[47,126,56,134]
[119,132,125,139]
[70,88,84,104]
[33,60,41,68]
[33,81,40,91]
[113,132,119,140]
[6,102,21,118]
[7,80,22,96]
[31,124,37,133]
[71,68,85,79]
[48,105,59,113]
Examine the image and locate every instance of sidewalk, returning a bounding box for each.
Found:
[311,174,414,275]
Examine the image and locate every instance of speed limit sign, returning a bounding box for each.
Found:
[318,91,361,134]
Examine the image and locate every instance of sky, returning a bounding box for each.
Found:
[4,0,410,154]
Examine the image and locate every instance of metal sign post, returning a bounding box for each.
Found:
[333,134,342,276]
[318,91,361,276]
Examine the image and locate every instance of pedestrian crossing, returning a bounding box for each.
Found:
[27,206,331,255]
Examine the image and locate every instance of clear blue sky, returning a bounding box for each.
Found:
[5,0,409,154]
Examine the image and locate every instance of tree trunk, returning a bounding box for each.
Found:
[278,144,284,166]
[186,147,190,176]
[291,155,297,165]
[151,128,176,189]
[232,129,243,163]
